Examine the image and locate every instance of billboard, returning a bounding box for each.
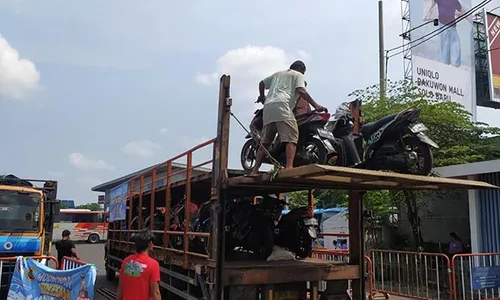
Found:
[486,12,500,102]
[410,0,475,113]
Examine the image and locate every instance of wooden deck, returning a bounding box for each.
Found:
[226,164,499,194]
[223,258,358,286]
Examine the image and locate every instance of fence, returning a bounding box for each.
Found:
[0,256,58,300]
[61,256,89,270]
[312,247,500,300]
[369,249,453,300]
[452,253,500,300]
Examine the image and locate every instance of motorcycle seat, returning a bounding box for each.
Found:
[361,112,399,136]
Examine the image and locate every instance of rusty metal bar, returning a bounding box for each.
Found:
[127,181,134,253]
[308,189,315,217]
[210,75,231,300]
[183,152,193,268]
[164,161,172,250]
[150,169,156,230]
[138,175,144,229]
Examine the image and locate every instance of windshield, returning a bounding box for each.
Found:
[0,190,41,232]
[333,102,352,121]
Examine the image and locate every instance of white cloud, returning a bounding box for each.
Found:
[159,128,168,135]
[0,34,40,100]
[195,45,309,118]
[47,171,65,178]
[68,152,114,170]
[121,140,161,158]
[76,176,102,187]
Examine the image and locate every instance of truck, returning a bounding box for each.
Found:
[0,174,60,298]
[100,75,496,300]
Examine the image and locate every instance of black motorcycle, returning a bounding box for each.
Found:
[225,196,283,260]
[274,207,319,258]
[326,100,438,175]
[240,107,337,171]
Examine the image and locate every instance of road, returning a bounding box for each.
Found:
[53,243,117,300]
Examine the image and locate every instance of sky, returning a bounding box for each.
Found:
[0,0,499,205]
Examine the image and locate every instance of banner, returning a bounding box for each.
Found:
[109,182,129,222]
[7,256,97,300]
[486,12,500,103]
[410,0,475,113]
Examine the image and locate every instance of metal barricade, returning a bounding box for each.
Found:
[0,256,58,299]
[311,248,375,300]
[61,256,88,270]
[369,249,453,300]
[452,253,500,300]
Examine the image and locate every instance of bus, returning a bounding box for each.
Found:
[53,208,108,243]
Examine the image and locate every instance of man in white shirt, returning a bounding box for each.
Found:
[249,61,326,175]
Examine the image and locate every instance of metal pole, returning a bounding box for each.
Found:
[379,0,386,100]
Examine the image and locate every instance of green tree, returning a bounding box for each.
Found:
[76,203,102,211]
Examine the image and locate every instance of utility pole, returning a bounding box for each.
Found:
[379,0,386,100]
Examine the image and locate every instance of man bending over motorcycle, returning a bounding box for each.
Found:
[249,61,326,176]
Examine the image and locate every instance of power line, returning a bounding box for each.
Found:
[387,0,491,56]
[388,0,492,59]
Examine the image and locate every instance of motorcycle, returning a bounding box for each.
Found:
[224,196,283,260]
[326,100,438,175]
[274,207,319,258]
[142,195,199,249]
[240,106,337,171]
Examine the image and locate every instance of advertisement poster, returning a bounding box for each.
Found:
[7,256,97,300]
[410,0,475,113]
[486,12,500,102]
[108,182,129,222]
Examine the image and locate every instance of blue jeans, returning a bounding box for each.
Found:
[438,23,461,67]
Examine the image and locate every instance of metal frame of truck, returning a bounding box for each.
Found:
[104,75,498,300]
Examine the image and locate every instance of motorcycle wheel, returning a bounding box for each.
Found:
[402,136,433,175]
[295,235,313,259]
[240,139,258,171]
[304,137,328,165]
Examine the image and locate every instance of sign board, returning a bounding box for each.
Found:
[409,0,475,113]
[108,182,129,222]
[471,266,500,290]
[97,194,105,205]
[59,200,75,209]
[7,256,97,299]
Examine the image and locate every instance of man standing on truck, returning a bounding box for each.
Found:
[116,229,161,300]
[249,61,327,175]
[55,229,79,268]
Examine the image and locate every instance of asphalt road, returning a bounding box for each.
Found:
[52,243,117,300]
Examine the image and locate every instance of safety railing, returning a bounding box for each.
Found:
[0,256,58,299]
[369,249,453,300]
[452,253,500,300]
[311,248,375,300]
[61,256,88,270]
[107,138,216,269]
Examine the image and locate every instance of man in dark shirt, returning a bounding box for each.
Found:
[55,229,79,268]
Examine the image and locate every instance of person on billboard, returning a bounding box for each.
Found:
[423,0,473,67]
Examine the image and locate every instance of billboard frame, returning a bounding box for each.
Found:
[480,9,500,109]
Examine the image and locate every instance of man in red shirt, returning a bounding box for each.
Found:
[116,230,161,300]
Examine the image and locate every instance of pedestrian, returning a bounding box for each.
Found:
[447,232,464,258]
[55,229,79,269]
[116,229,161,300]
[249,60,327,175]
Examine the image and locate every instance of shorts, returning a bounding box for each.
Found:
[262,120,299,144]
